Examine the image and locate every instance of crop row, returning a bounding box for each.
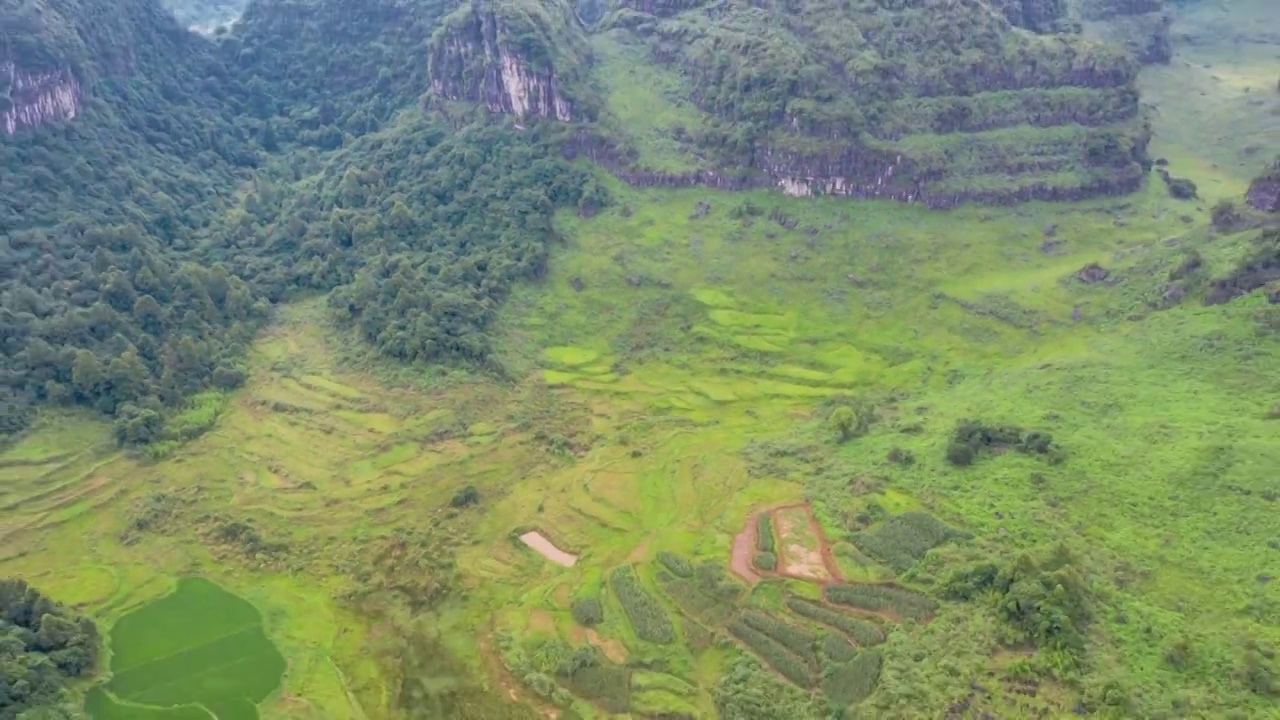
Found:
[821,651,883,707]
[821,633,857,663]
[754,551,776,571]
[727,618,816,687]
[756,514,775,552]
[610,566,675,644]
[657,551,694,578]
[656,570,737,626]
[823,583,937,621]
[739,610,819,664]
[785,596,886,646]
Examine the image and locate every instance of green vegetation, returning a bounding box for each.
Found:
[785,597,886,647]
[609,565,675,644]
[753,551,776,571]
[755,514,774,552]
[820,651,882,708]
[656,551,693,578]
[86,577,284,719]
[570,597,603,627]
[823,584,938,622]
[854,512,968,572]
[2,0,1279,717]
[725,618,815,687]
[0,580,97,720]
[655,560,743,626]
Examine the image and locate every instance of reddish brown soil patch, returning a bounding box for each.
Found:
[770,503,844,583]
[730,513,761,584]
[587,629,628,664]
[528,609,557,635]
[519,530,578,567]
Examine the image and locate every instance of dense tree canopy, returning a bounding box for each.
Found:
[0,580,97,720]
[1,0,596,440]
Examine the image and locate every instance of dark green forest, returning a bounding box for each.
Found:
[0,0,598,440]
[0,580,98,720]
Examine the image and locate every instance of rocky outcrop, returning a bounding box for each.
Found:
[1,62,82,136]
[1246,161,1280,213]
[428,0,592,122]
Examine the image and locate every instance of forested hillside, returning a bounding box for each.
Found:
[0,0,595,439]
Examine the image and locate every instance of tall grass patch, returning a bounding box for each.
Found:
[726,618,817,688]
[785,597,886,646]
[611,565,675,644]
[823,584,937,622]
[854,512,968,572]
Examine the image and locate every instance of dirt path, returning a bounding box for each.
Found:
[729,513,761,584]
[519,530,578,567]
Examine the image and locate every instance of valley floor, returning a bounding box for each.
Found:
[2,4,1279,718]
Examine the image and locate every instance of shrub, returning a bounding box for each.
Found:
[557,646,630,713]
[822,633,857,663]
[945,440,976,466]
[854,512,967,572]
[571,597,604,627]
[754,551,777,571]
[449,485,480,508]
[785,597,886,646]
[886,447,916,466]
[823,584,938,622]
[657,551,694,578]
[727,619,816,687]
[947,419,1058,465]
[821,651,882,707]
[756,514,775,552]
[610,566,675,644]
[739,610,819,664]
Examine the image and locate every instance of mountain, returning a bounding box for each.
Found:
[0,0,1171,434]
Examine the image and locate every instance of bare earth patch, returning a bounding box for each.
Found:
[773,505,840,582]
[587,629,629,664]
[519,530,578,567]
[730,514,761,584]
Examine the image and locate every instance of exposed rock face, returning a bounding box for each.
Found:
[1246,162,1280,213]
[1,62,82,135]
[584,0,1150,208]
[428,0,590,122]
[1248,182,1280,213]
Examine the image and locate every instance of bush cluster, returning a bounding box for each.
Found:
[610,566,675,644]
[785,597,886,647]
[821,651,883,707]
[823,584,938,622]
[753,551,777,571]
[556,646,630,713]
[946,419,1059,466]
[571,597,604,627]
[854,512,968,572]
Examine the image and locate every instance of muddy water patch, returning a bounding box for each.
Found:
[519,530,578,567]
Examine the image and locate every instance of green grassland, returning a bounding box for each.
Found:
[86,577,285,719]
[3,13,1280,720]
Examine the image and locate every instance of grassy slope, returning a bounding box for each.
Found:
[2,6,1279,719]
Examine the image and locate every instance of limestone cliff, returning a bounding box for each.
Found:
[1,62,82,135]
[589,0,1150,207]
[428,0,595,122]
